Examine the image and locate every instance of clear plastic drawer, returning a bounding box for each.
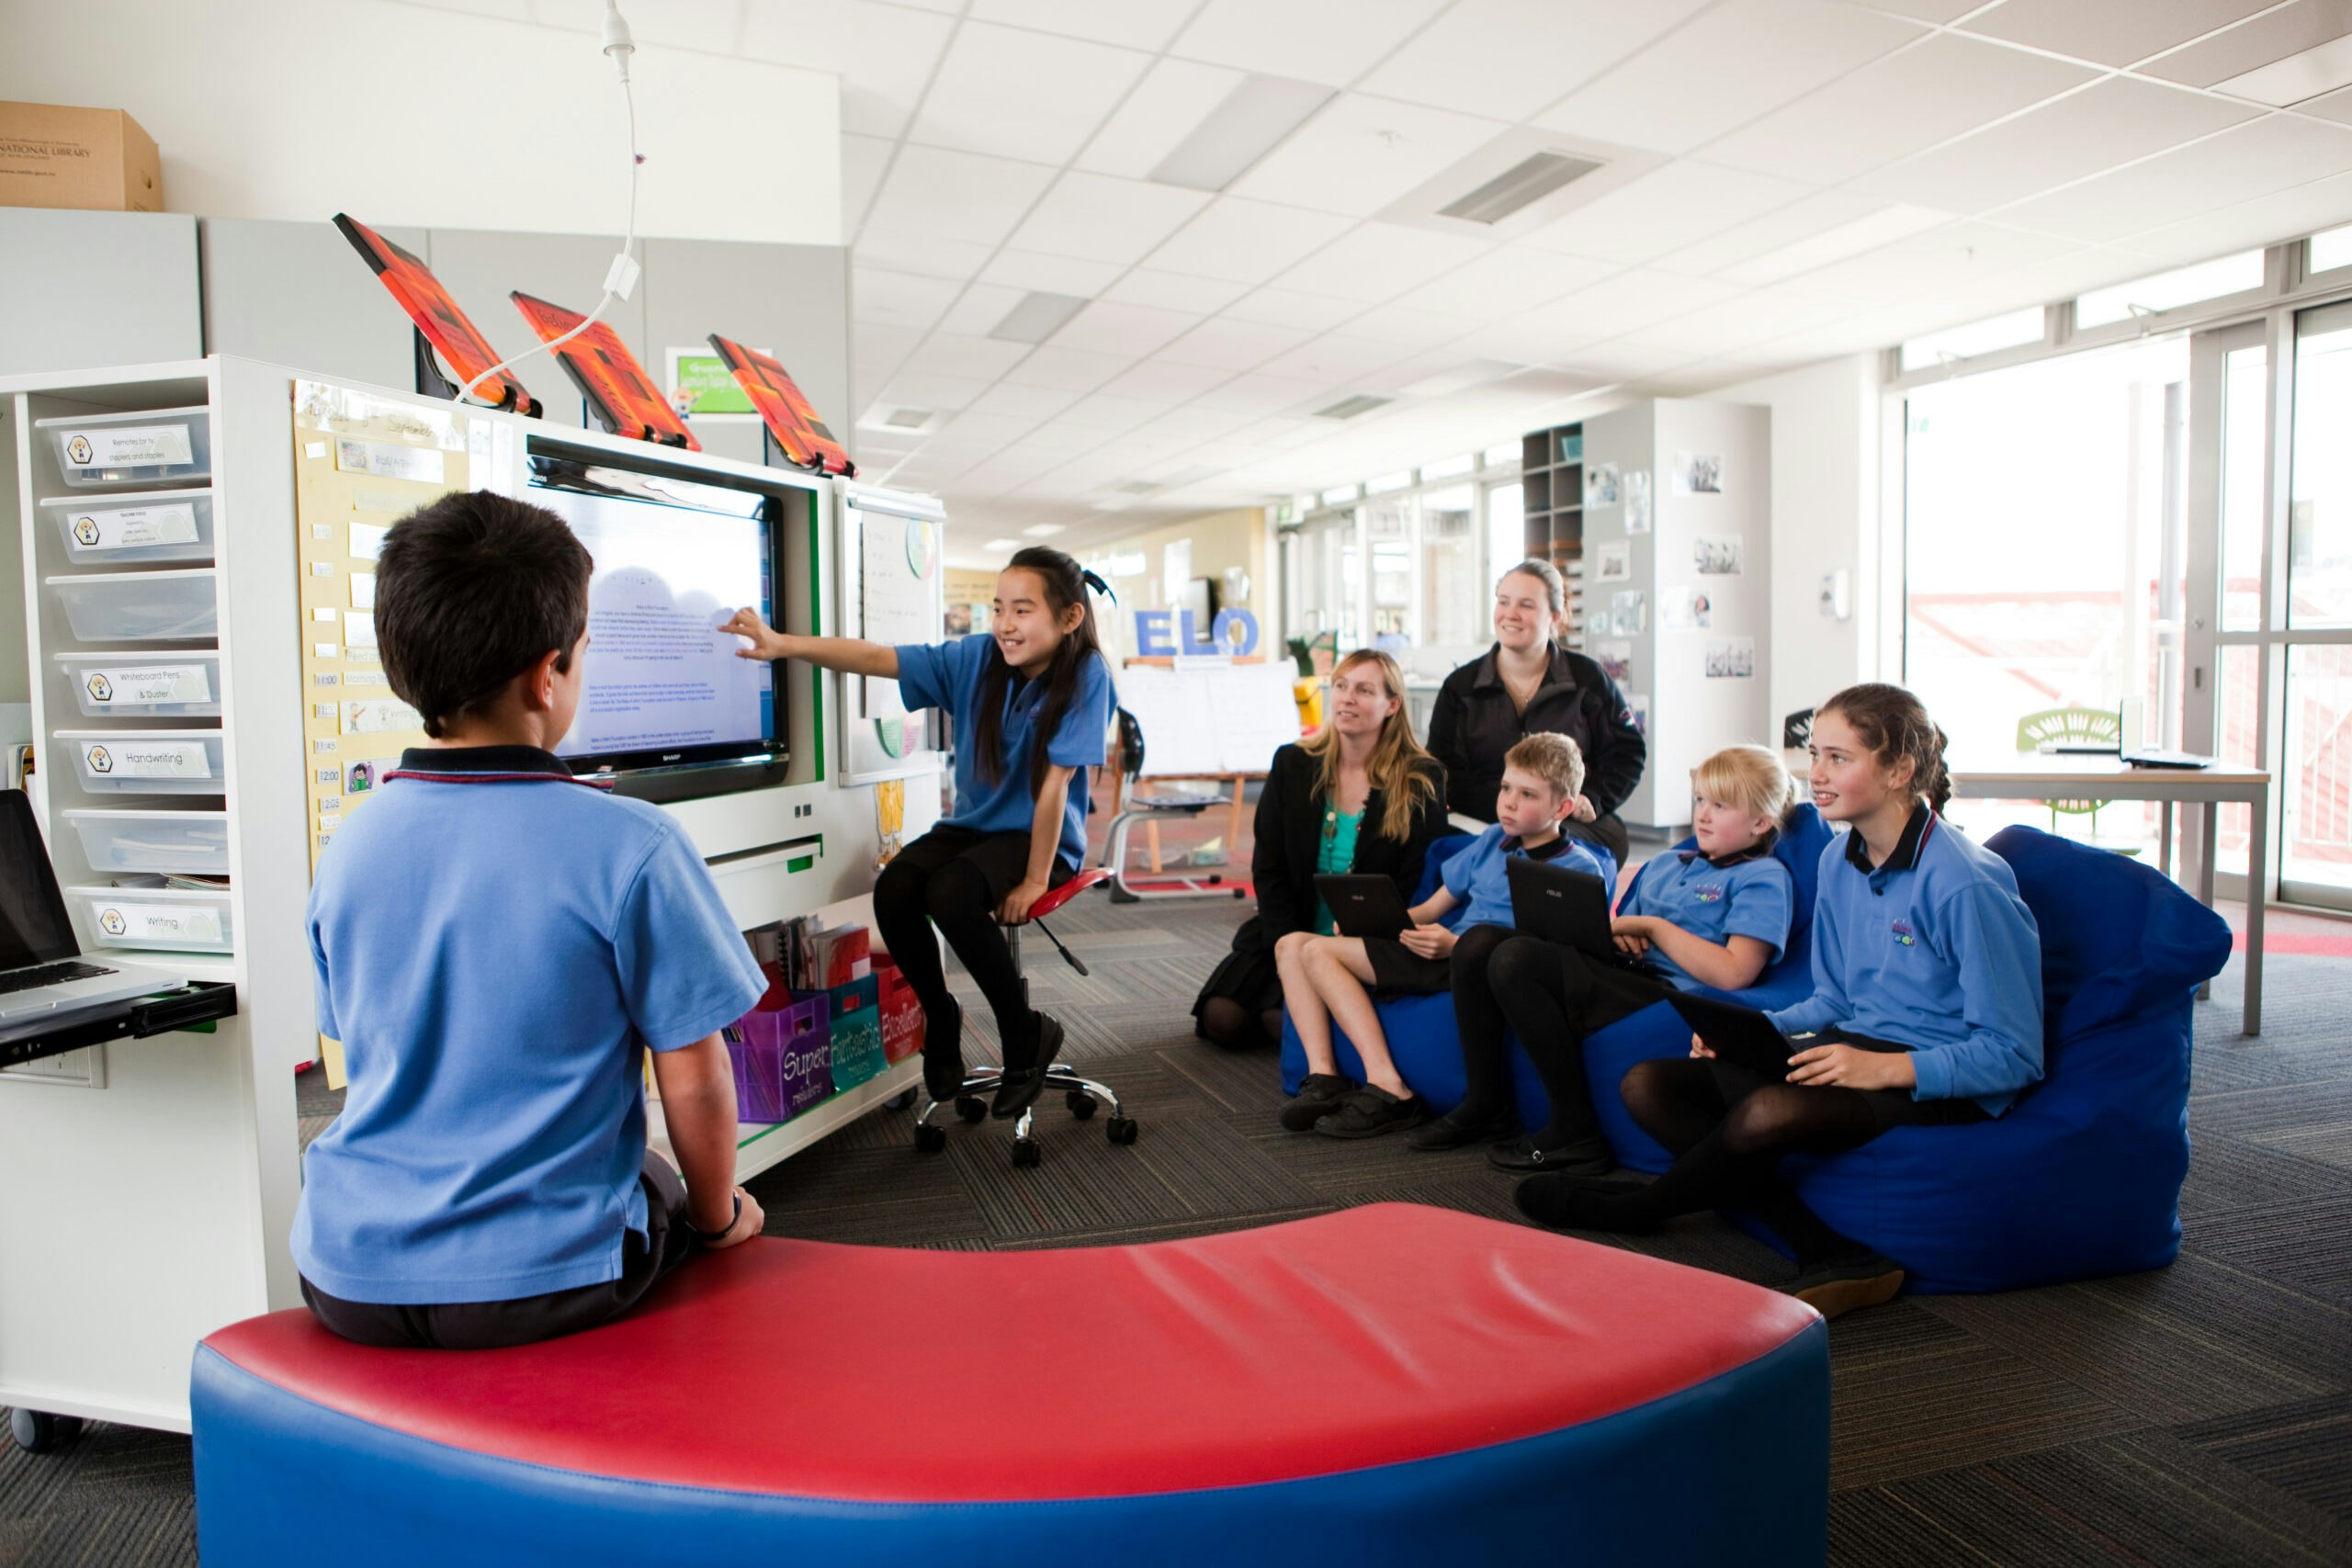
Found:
[47,569,219,642]
[62,809,231,875]
[40,488,215,564]
[55,729,227,795]
[67,884,233,954]
[35,406,212,488]
[53,651,223,718]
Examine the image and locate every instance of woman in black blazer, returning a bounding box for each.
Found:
[1193,650,1449,1049]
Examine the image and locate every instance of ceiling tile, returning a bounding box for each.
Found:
[1256,333,1420,382]
[853,265,966,331]
[964,380,1085,421]
[1171,0,1454,87]
[1500,267,1750,344]
[1355,0,1714,120]
[864,146,1059,247]
[1535,0,1925,155]
[1054,392,1175,430]
[933,283,1030,336]
[999,345,1136,391]
[1518,161,1823,265]
[969,0,1196,50]
[1547,341,1688,380]
[909,21,1153,164]
[1850,76,2261,212]
[1049,299,1205,355]
[899,334,1035,381]
[2141,0,2352,86]
[854,229,998,280]
[842,133,894,234]
[1220,288,1369,333]
[876,369,995,412]
[1340,303,1484,348]
[1611,288,1850,355]
[1227,94,1513,217]
[741,0,855,69]
[1388,247,1620,316]
[977,249,1127,297]
[1006,172,1213,265]
[537,0,742,50]
[1961,0,2281,68]
[1098,358,1239,400]
[2306,84,2352,123]
[1994,114,2352,242]
[1143,199,1359,284]
[1195,375,1343,414]
[1855,0,1984,19]
[1156,317,1318,370]
[1101,270,1256,313]
[1271,223,1495,302]
[1651,187,1906,276]
[1769,218,2077,304]
[1702,34,2097,184]
[839,2,958,139]
[2120,164,2352,260]
[1075,58,1249,179]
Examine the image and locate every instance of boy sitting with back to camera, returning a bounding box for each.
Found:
[291,491,769,1350]
[1280,733,1605,1139]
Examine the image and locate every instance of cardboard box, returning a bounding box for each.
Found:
[0,101,163,212]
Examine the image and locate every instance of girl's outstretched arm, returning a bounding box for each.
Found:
[721,609,899,678]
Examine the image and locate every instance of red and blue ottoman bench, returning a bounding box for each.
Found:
[192,1202,1828,1567]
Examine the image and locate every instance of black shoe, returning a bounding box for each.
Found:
[1315,1085,1426,1139]
[1513,1174,1655,1232]
[1403,1106,1517,1152]
[922,1000,967,1101]
[1788,1254,1905,1321]
[990,1013,1064,1120]
[1278,1072,1359,1132]
[1486,1134,1614,1175]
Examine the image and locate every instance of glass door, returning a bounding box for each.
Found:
[2184,322,2267,893]
[2279,299,2352,908]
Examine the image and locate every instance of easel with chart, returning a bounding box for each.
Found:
[833,480,945,785]
[1105,661,1300,893]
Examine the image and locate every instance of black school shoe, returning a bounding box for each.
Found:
[1278,1072,1360,1132]
[1403,1106,1518,1152]
[1315,1085,1426,1139]
[1787,1254,1905,1321]
[922,1000,967,1101]
[990,1013,1064,1120]
[1486,1134,1614,1176]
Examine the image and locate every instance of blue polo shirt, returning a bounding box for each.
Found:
[894,637,1112,868]
[1441,823,1607,931]
[1769,808,2045,1116]
[292,746,765,1305]
[1623,846,1794,991]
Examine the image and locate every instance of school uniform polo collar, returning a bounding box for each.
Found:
[387,745,610,787]
[1842,805,1935,874]
[1679,829,1778,870]
[1470,643,1577,695]
[1503,832,1575,863]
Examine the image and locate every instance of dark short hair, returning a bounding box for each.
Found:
[374,491,592,739]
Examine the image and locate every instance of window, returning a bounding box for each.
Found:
[1365,469,1413,494]
[2075,250,2266,331]
[2289,299,2352,626]
[2312,222,2352,276]
[1420,454,1476,480]
[1482,442,1519,468]
[1319,484,1359,506]
[1898,306,2046,372]
[1420,484,1482,649]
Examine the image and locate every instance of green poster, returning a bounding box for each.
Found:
[670,350,754,416]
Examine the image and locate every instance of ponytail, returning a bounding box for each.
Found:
[1817,682,1951,813]
[969,546,1105,795]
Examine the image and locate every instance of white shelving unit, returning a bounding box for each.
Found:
[2,357,935,1434]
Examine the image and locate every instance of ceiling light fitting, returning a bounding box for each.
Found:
[1148,74,1335,193]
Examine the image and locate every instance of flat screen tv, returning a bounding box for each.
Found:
[526,441,790,792]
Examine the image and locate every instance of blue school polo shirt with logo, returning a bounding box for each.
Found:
[1441,823,1606,931]
[1768,807,2045,1116]
[1623,845,1794,990]
[291,746,766,1306]
[894,637,1112,869]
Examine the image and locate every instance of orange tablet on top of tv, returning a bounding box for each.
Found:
[707,333,855,478]
[333,214,541,416]
[510,291,700,452]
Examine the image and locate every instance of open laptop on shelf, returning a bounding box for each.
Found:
[0,790,187,1045]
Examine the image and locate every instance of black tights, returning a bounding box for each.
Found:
[1603,1058,1892,1267]
[1454,936,1675,1144]
[1196,997,1284,1050]
[871,827,1068,1069]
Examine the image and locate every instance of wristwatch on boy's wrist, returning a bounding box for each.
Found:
[689,1192,742,1244]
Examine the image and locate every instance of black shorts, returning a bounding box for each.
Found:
[300,1149,698,1351]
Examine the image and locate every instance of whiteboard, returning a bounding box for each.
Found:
[1119,663,1299,778]
[835,484,946,785]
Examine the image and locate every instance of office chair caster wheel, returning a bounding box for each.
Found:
[887,1089,917,1111]
[1106,1118,1139,1145]
[1067,1090,1097,1120]
[913,1123,948,1155]
[1012,1137,1042,1168]
[955,1096,988,1123]
[9,1408,78,1454]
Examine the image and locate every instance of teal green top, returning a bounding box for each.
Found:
[1311,807,1364,937]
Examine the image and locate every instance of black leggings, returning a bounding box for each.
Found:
[871,826,1072,1068]
[1197,997,1284,1050]
[1453,936,1676,1142]
[1608,1043,1984,1266]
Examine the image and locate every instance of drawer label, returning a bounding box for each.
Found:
[94,900,223,945]
[83,739,213,780]
[80,663,212,707]
[61,424,196,470]
[67,502,199,550]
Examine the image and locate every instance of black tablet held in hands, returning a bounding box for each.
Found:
[1314,874,1412,941]
[1668,993,1800,1077]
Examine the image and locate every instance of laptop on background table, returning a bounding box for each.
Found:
[0,790,186,1045]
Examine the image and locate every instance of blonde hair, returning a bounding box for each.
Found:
[1504,731,1585,803]
[1691,743,1796,823]
[1305,649,1441,842]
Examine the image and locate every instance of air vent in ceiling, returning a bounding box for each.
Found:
[880,408,933,431]
[1438,152,1604,225]
[1314,394,1393,421]
[1116,479,1162,495]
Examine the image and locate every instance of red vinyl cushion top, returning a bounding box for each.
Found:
[203,1203,1815,1504]
[1028,867,1112,919]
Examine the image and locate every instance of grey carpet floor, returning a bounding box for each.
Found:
[6,888,2348,1567]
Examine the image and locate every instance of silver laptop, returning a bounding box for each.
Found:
[0,790,186,1044]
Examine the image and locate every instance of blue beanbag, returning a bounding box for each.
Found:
[1585,824,2232,1294]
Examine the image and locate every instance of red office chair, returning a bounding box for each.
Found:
[911,868,1137,1168]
